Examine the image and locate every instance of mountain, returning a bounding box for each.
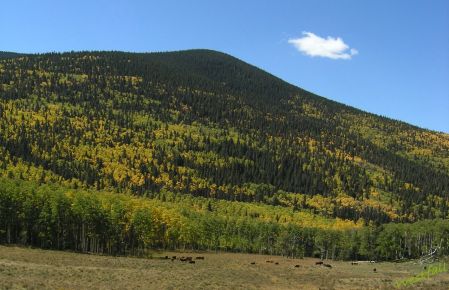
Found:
[0,51,24,59]
[1,50,448,259]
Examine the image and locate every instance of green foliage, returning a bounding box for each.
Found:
[0,177,343,256]
[1,177,448,260]
[0,50,448,261]
[0,51,447,223]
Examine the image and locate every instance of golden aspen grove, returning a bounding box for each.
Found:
[1,50,449,261]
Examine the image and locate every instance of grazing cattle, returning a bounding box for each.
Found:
[180,257,187,262]
[294,265,300,268]
[172,256,177,259]
[351,262,358,265]
[186,257,193,261]
[165,256,169,259]
[323,264,332,268]
[250,262,256,265]
[189,260,195,264]
[315,261,324,265]
[275,262,279,265]
[195,256,205,260]
[266,260,273,263]
[373,268,377,272]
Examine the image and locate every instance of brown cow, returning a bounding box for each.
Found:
[189,260,195,264]
[250,262,256,265]
[196,256,205,260]
[315,261,324,265]
[294,265,300,268]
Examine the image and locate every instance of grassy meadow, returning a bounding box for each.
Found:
[1,246,448,289]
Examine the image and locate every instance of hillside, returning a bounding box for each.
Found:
[0,50,449,259]
[0,51,24,59]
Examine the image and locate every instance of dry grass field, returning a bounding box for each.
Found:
[0,245,448,290]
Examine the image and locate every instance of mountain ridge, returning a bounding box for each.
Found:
[2,48,445,134]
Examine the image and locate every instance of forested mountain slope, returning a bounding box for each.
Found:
[0,49,448,227]
[0,51,24,59]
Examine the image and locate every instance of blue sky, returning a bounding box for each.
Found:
[1,0,448,133]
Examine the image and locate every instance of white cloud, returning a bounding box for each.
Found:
[288,32,358,60]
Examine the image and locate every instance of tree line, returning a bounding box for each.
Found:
[1,177,448,261]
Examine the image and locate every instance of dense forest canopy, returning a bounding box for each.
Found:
[2,178,449,261]
[0,50,448,260]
